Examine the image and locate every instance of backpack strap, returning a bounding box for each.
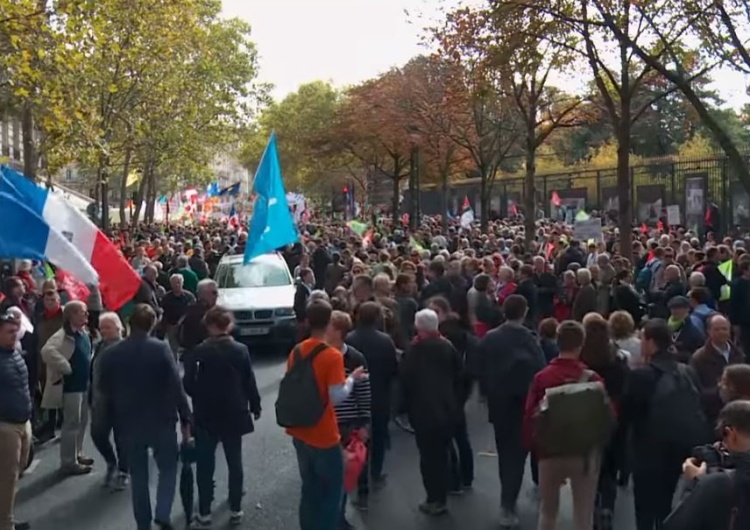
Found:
[294,343,328,366]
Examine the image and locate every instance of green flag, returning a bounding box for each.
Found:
[409,236,424,251]
[44,263,55,279]
[346,220,368,236]
[575,210,590,221]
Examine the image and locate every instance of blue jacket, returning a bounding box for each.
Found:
[690,304,715,336]
[99,332,192,437]
[0,348,31,423]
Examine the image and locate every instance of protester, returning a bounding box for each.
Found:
[0,314,31,530]
[479,295,545,527]
[400,309,463,516]
[99,304,193,530]
[41,301,93,476]
[89,312,127,490]
[183,306,261,529]
[281,300,366,530]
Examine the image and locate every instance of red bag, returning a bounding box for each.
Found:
[343,429,368,493]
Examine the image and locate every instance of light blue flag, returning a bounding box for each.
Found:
[244,132,298,263]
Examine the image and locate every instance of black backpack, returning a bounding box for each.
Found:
[275,343,328,428]
[729,469,749,530]
[648,364,710,447]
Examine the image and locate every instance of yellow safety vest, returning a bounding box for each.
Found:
[718,260,733,302]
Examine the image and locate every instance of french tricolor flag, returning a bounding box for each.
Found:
[0,167,141,310]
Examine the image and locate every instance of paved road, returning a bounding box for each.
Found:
[15,351,639,529]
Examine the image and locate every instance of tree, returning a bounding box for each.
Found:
[241,81,342,191]
[397,56,473,229]
[330,70,415,220]
[430,7,523,230]
[581,0,750,197]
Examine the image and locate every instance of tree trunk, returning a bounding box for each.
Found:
[98,154,111,233]
[21,105,37,181]
[391,161,401,224]
[441,165,449,232]
[480,170,489,231]
[132,164,149,225]
[524,115,537,248]
[145,169,157,223]
[616,111,633,262]
[118,147,132,226]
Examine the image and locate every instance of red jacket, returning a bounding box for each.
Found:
[522,357,613,453]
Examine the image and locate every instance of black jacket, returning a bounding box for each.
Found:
[293,282,311,322]
[478,321,545,425]
[0,348,31,424]
[664,452,750,530]
[400,336,463,431]
[651,280,686,320]
[183,336,261,436]
[346,326,398,417]
[179,301,210,350]
[534,272,558,319]
[100,332,192,437]
[673,318,706,364]
[620,350,705,456]
[515,277,539,325]
[439,318,479,405]
[730,277,750,328]
[418,276,454,308]
[613,283,645,325]
[702,262,727,303]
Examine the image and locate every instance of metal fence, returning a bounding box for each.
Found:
[404,154,750,232]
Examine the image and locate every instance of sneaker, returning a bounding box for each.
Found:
[77,454,94,466]
[103,465,116,488]
[394,416,415,434]
[154,520,175,530]
[499,507,520,528]
[60,464,92,476]
[448,488,464,496]
[351,494,368,511]
[14,522,30,530]
[418,501,448,516]
[189,515,211,530]
[113,472,129,491]
[229,511,244,526]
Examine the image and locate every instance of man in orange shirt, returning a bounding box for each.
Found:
[285,300,366,530]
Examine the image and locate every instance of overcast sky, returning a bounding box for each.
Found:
[222,0,748,109]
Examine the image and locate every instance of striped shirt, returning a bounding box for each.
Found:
[334,344,372,424]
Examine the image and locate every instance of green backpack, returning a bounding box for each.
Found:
[532,370,616,458]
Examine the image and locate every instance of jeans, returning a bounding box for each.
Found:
[370,413,389,480]
[126,428,179,530]
[632,450,684,530]
[195,429,243,515]
[90,409,127,473]
[414,427,451,505]
[493,421,528,512]
[449,416,474,489]
[60,392,88,468]
[293,438,344,530]
[0,422,30,530]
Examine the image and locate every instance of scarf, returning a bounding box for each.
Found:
[411,329,442,345]
[668,315,685,332]
[44,307,62,320]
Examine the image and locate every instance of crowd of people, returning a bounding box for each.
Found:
[0,211,750,530]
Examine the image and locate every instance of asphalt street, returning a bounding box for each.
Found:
[15,351,639,530]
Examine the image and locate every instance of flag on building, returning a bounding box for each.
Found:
[244,132,299,264]
[0,166,141,310]
[460,195,474,229]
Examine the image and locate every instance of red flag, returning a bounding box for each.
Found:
[55,269,91,303]
[510,202,518,216]
[546,242,555,259]
[551,191,561,207]
[641,223,648,234]
[462,195,471,212]
[362,229,374,248]
[657,219,664,232]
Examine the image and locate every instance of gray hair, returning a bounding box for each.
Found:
[62,300,87,323]
[175,255,189,268]
[309,290,329,303]
[99,311,123,331]
[415,309,439,333]
[689,271,706,287]
[196,279,217,299]
[576,268,592,284]
[169,274,184,284]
